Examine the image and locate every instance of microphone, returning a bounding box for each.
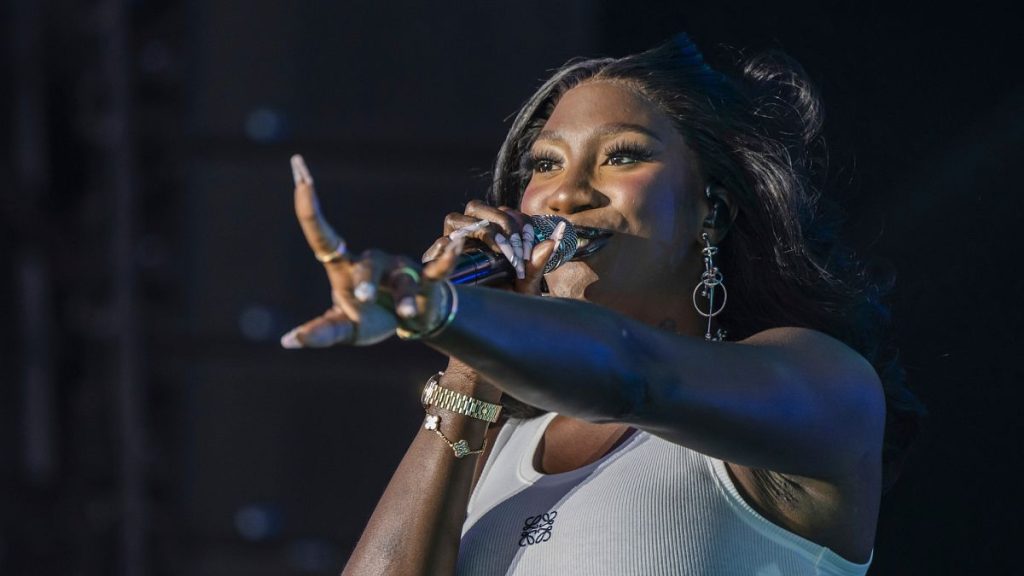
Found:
[447,215,579,285]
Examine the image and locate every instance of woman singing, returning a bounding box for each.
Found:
[281,34,921,575]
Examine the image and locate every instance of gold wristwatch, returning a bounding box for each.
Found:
[421,372,502,423]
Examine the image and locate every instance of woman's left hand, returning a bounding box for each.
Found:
[280,155,464,348]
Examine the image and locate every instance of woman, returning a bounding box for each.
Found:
[282,34,921,575]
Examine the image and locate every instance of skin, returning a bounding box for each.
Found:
[285,81,884,574]
[520,81,710,324]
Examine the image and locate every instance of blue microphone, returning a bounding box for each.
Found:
[447,215,578,285]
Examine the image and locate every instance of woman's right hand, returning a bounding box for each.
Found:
[421,200,565,297]
[422,202,566,397]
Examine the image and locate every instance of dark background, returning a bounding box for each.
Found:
[3,1,1021,574]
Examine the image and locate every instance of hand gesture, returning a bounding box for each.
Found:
[279,155,465,348]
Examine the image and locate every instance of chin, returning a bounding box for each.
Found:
[545,261,599,300]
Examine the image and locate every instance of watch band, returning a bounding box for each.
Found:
[421,372,502,423]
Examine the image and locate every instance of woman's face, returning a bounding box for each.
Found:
[520,81,709,327]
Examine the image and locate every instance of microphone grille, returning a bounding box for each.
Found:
[529,215,578,273]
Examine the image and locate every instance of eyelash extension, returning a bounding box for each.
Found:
[522,150,563,171]
[604,141,655,162]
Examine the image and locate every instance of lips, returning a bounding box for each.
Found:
[570,226,614,260]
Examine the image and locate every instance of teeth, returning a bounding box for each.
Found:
[571,235,611,260]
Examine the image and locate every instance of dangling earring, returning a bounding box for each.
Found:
[692,232,727,341]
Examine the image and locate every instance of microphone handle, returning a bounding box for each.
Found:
[449,249,515,286]
[444,214,577,286]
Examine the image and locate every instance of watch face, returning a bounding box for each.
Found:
[421,377,438,407]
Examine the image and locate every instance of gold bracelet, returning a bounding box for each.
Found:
[423,414,486,458]
[396,280,458,340]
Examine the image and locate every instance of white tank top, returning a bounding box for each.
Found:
[458,412,871,575]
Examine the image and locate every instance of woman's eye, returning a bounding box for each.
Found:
[528,153,562,173]
[604,143,654,167]
[606,154,639,166]
[534,159,557,173]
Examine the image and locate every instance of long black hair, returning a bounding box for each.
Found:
[489,34,923,492]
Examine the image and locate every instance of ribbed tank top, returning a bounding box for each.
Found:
[458,412,872,575]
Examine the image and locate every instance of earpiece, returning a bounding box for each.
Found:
[702,184,729,231]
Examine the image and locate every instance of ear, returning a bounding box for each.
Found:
[700,183,738,244]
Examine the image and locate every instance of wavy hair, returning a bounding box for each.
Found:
[488,34,923,492]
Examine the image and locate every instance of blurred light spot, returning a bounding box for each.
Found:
[234,502,281,541]
[245,108,286,142]
[239,305,275,341]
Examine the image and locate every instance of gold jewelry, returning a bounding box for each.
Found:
[315,240,347,264]
[420,371,501,423]
[396,280,458,340]
[423,414,486,458]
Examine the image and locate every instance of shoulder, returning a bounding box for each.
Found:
[741,326,872,365]
[741,327,884,413]
[738,326,887,476]
[729,329,883,561]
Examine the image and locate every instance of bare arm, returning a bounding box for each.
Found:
[427,286,885,480]
[281,158,547,575]
[342,365,501,576]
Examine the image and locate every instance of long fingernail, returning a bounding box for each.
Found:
[354,282,376,303]
[551,221,567,245]
[510,232,523,261]
[446,236,466,257]
[450,219,490,241]
[397,296,417,319]
[510,233,525,279]
[290,154,313,185]
[544,222,567,272]
[494,233,517,268]
[280,328,302,349]
[522,223,535,264]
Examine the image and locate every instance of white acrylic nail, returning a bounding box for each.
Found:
[543,222,567,272]
[449,219,490,241]
[290,154,313,185]
[280,328,302,349]
[494,233,517,268]
[552,221,567,244]
[509,233,525,279]
[397,296,417,319]
[446,236,466,257]
[510,232,523,259]
[522,223,535,264]
[354,282,376,303]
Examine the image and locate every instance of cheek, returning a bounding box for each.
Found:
[617,171,685,241]
[519,180,548,213]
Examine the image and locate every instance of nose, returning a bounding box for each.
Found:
[542,169,607,215]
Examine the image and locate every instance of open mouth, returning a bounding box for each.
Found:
[571,226,614,260]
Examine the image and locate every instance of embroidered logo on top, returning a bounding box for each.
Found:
[519,511,557,546]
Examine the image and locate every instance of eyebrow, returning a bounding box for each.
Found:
[534,123,665,145]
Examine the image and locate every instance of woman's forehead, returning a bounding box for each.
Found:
[540,81,684,145]
[541,81,679,142]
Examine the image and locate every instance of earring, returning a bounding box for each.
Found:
[692,232,727,341]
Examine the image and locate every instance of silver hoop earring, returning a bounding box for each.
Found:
[692,232,727,341]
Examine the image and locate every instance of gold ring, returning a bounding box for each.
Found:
[315,240,347,264]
